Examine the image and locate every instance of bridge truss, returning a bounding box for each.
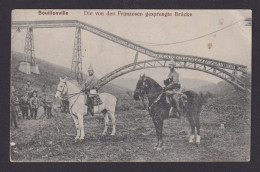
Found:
[12,20,249,92]
[92,59,247,91]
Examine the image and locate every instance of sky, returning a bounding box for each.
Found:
[11,9,251,84]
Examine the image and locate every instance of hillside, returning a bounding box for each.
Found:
[112,77,217,93]
[11,51,131,99]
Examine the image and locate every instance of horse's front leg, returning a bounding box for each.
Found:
[102,112,109,135]
[71,115,80,141]
[152,117,164,150]
[156,120,164,150]
[78,114,85,141]
[187,114,195,143]
[152,117,159,149]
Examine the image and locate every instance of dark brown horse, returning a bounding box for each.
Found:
[133,74,202,150]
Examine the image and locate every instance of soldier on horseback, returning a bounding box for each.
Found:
[164,59,182,118]
[84,65,98,116]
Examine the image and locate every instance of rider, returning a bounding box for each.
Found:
[165,59,181,118]
[84,65,98,116]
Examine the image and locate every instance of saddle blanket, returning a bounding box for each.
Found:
[92,95,103,106]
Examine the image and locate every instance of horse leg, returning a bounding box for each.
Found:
[179,115,187,134]
[194,113,201,144]
[152,117,159,149]
[78,114,85,140]
[71,115,80,141]
[156,120,164,151]
[109,111,116,136]
[102,112,109,136]
[152,117,164,150]
[187,114,195,143]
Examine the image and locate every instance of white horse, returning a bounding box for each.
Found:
[55,77,117,141]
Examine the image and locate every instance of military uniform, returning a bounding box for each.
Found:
[165,61,181,117]
[11,88,19,128]
[84,65,98,116]
[30,95,40,119]
[20,94,30,119]
[46,98,53,118]
[42,95,48,116]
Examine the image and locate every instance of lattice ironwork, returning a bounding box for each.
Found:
[23,27,36,65]
[12,20,248,73]
[71,27,83,83]
[92,59,246,91]
[12,20,250,91]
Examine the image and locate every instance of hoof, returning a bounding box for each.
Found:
[110,133,115,136]
[102,132,107,136]
[153,145,158,149]
[156,147,162,151]
[74,137,79,142]
[189,135,195,143]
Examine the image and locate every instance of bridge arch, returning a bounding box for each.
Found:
[93,59,246,91]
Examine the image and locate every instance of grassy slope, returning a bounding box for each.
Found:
[10,51,250,161]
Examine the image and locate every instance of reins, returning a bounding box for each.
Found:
[139,91,164,111]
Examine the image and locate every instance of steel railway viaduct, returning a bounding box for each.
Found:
[12,20,249,92]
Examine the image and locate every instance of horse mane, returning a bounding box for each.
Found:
[145,76,162,91]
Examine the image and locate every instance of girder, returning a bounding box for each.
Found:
[92,59,246,91]
[12,20,247,73]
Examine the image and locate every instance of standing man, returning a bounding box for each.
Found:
[20,93,30,120]
[165,60,181,117]
[46,97,53,118]
[84,65,98,116]
[42,94,48,116]
[30,91,40,120]
[11,86,19,128]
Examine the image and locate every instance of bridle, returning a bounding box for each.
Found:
[56,80,83,99]
[136,76,166,111]
[135,77,151,111]
[56,80,68,97]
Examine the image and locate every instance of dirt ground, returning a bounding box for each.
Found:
[10,98,250,162]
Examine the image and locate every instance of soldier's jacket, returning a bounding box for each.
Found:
[42,97,48,107]
[46,98,53,108]
[166,70,181,93]
[25,86,34,98]
[20,95,30,108]
[84,75,98,89]
[11,95,20,112]
[168,71,179,84]
[30,97,40,108]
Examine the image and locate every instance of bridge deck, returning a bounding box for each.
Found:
[12,20,247,73]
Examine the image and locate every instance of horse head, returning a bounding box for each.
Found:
[134,74,149,100]
[55,77,68,99]
[133,74,162,101]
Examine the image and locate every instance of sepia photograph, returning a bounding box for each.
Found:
[10,9,251,162]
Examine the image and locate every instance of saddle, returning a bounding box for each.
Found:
[87,89,103,106]
[92,95,103,106]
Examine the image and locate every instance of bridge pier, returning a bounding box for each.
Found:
[71,27,83,83]
[18,27,40,74]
